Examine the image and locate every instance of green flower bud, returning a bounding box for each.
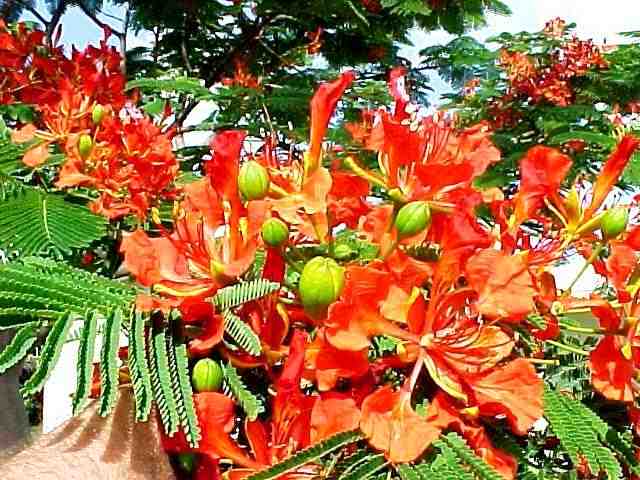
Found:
[238,161,270,200]
[394,201,431,239]
[261,218,289,247]
[176,453,196,472]
[333,244,353,260]
[601,207,629,240]
[78,134,93,160]
[299,256,345,318]
[191,358,223,393]
[91,104,105,125]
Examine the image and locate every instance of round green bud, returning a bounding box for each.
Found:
[238,161,270,200]
[299,256,345,318]
[191,358,223,393]
[333,244,353,260]
[261,218,289,247]
[78,134,93,160]
[176,453,196,473]
[91,104,105,125]
[394,201,431,239]
[601,207,629,240]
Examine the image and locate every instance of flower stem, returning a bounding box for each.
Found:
[563,243,604,296]
[558,322,606,335]
[546,339,589,356]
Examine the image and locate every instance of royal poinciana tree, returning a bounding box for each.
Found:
[3,6,640,480]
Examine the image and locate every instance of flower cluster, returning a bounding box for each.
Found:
[498,32,608,107]
[118,62,640,479]
[0,21,178,219]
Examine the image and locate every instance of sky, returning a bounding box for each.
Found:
[24,1,640,55]
[21,0,640,106]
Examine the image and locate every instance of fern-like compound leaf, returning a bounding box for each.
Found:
[396,464,425,480]
[223,309,262,356]
[440,432,503,480]
[125,77,215,100]
[149,328,180,436]
[0,258,136,329]
[0,188,107,257]
[246,430,363,480]
[338,453,387,480]
[0,136,26,175]
[72,310,98,415]
[222,361,265,421]
[99,308,123,417]
[213,279,280,310]
[21,312,73,395]
[128,311,153,422]
[167,335,201,448]
[544,387,624,479]
[0,324,38,374]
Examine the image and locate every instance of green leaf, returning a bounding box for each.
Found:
[149,328,180,436]
[0,324,38,374]
[544,387,624,479]
[166,333,201,448]
[0,188,107,257]
[246,430,363,480]
[213,279,280,310]
[128,311,153,422]
[223,309,262,356]
[338,453,387,480]
[547,131,616,149]
[72,310,98,415]
[126,77,214,100]
[0,257,136,328]
[0,136,27,175]
[221,361,264,421]
[99,308,123,417]
[22,312,73,395]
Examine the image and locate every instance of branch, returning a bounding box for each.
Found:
[76,2,124,38]
[45,0,67,46]
[12,0,49,26]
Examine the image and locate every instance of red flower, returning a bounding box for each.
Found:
[307,71,356,174]
[360,386,440,463]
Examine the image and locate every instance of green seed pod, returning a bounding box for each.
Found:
[78,134,93,159]
[261,218,289,247]
[191,358,223,393]
[333,244,353,260]
[176,453,196,473]
[91,104,105,125]
[299,256,345,318]
[601,207,629,240]
[238,160,270,200]
[394,201,431,239]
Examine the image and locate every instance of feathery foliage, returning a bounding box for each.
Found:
[98,308,123,417]
[128,311,153,422]
[222,309,262,356]
[166,333,201,448]
[149,328,181,436]
[72,310,98,415]
[0,135,26,174]
[0,323,38,374]
[543,387,638,478]
[213,279,280,311]
[338,453,387,480]
[0,257,136,329]
[221,361,265,421]
[21,312,73,395]
[395,432,503,480]
[0,185,107,257]
[245,430,363,480]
